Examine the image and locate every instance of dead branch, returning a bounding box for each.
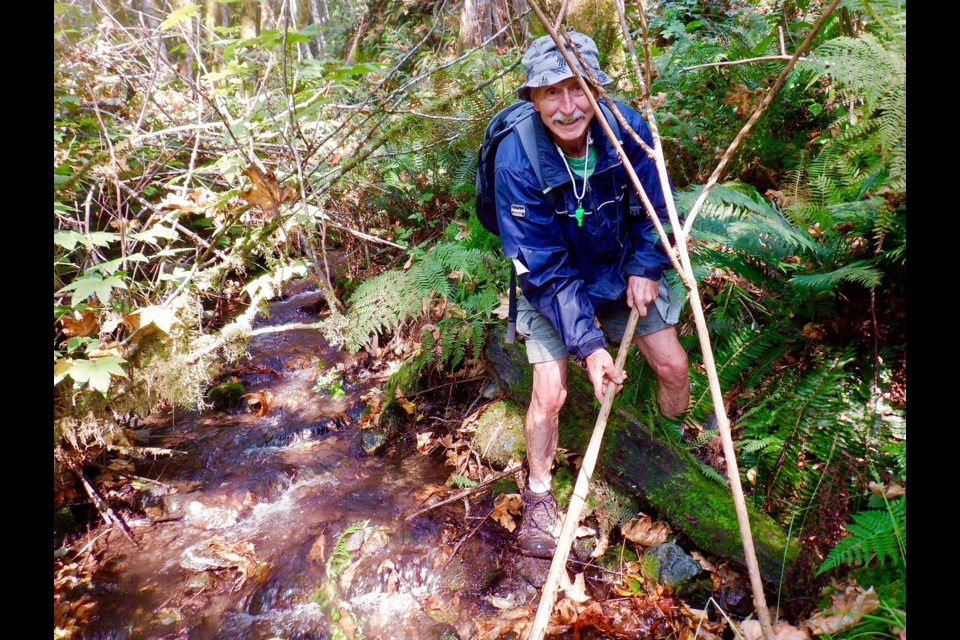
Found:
[405,465,525,522]
[681,27,818,73]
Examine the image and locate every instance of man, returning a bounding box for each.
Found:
[494,31,691,558]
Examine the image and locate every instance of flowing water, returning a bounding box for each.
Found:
[75,279,539,640]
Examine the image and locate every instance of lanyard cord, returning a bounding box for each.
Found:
[556,133,592,226]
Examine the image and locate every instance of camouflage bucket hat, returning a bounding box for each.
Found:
[518,31,611,101]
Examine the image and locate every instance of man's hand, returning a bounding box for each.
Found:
[584,348,626,402]
[626,275,659,317]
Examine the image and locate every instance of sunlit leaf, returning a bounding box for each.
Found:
[68,357,128,393]
[135,305,176,334]
[58,274,128,306]
[159,3,200,31]
[60,310,99,337]
[491,493,521,532]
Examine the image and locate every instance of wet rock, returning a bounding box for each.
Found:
[359,429,387,455]
[265,417,344,447]
[184,572,214,594]
[516,555,551,589]
[345,400,367,422]
[641,542,701,588]
[720,576,754,616]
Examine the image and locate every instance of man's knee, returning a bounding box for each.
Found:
[532,382,567,416]
[650,346,689,385]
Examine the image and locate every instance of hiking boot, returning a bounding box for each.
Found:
[517,489,558,558]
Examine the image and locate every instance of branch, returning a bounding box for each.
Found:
[404,464,524,522]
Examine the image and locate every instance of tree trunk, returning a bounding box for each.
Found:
[482,330,799,585]
[458,0,515,49]
[241,0,259,39]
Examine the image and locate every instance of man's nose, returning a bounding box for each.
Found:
[558,89,577,112]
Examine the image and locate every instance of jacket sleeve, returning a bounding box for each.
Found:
[619,103,675,281]
[495,150,606,361]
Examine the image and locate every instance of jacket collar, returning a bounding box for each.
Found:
[533,104,623,191]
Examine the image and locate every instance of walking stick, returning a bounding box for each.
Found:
[526,307,639,640]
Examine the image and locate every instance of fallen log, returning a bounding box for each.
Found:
[482,330,798,585]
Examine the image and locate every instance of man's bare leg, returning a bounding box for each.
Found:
[518,357,567,558]
[525,358,568,488]
[634,326,689,419]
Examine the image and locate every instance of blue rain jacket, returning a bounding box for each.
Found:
[494,98,673,361]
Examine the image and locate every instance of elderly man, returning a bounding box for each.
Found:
[493,31,691,558]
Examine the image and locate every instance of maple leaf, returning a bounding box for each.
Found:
[60,310,99,337]
[416,431,435,454]
[240,164,296,214]
[67,357,128,393]
[307,533,326,564]
[493,293,510,320]
[805,586,879,635]
[622,513,672,547]
[491,493,522,532]
[396,396,416,415]
[58,274,128,307]
[559,571,592,604]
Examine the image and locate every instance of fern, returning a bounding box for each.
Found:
[817,497,906,574]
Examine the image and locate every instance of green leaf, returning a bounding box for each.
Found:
[67,357,128,394]
[129,223,180,244]
[54,230,83,251]
[54,358,74,385]
[58,274,128,306]
[85,253,147,276]
[159,3,200,32]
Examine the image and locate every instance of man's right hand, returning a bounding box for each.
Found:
[584,348,626,402]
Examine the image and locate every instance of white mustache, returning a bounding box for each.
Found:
[551,109,586,125]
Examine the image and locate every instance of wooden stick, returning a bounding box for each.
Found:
[405,465,524,522]
[527,307,639,640]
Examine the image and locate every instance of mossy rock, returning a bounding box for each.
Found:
[471,400,526,467]
[207,381,245,409]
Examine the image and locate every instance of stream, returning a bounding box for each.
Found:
[74,279,539,640]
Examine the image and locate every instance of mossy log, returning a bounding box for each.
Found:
[482,331,798,585]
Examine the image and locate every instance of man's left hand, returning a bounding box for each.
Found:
[626,276,659,317]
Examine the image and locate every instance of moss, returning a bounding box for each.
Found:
[552,465,575,511]
[472,400,526,467]
[490,477,519,498]
[206,381,245,409]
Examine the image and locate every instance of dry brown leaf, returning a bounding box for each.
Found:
[448,270,463,280]
[337,607,358,639]
[241,165,296,213]
[741,620,810,640]
[492,293,510,320]
[590,535,609,559]
[621,513,672,547]
[416,431,435,454]
[805,586,879,635]
[411,484,450,504]
[559,571,592,604]
[868,480,906,498]
[307,533,326,564]
[491,493,522,532]
[88,341,123,359]
[454,221,471,240]
[61,310,100,338]
[242,391,271,417]
[432,545,454,568]
[554,597,581,624]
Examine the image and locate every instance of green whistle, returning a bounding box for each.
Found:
[575,204,584,227]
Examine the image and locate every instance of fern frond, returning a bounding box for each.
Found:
[817,497,906,574]
[788,260,882,291]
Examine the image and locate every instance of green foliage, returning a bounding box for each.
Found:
[818,497,905,575]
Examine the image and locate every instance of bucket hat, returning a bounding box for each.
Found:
[518,30,612,101]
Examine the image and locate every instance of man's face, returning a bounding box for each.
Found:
[531,76,594,155]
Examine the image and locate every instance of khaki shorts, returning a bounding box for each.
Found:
[516,276,682,364]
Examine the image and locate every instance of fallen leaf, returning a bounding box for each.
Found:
[741,620,810,640]
[805,586,879,635]
[492,293,510,320]
[242,391,271,417]
[868,481,905,498]
[621,513,672,547]
[307,532,326,564]
[491,493,522,532]
[559,571,592,603]
[590,535,609,559]
[378,559,398,595]
[454,221,471,240]
[240,164,296,214]
[554,597,581,624]
[416,431,435,454]
[60,310,99,337]
[448,270,463,280]
[396,396,416,415]
[337,607,358,638]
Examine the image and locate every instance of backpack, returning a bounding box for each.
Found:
[474,99,621,343]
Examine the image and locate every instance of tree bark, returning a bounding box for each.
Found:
[483,331,799,585]
[459,0,515,49]
[241,0,259,39]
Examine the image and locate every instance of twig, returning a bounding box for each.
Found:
[405,465,524,522]
[404,375,486,398]
[442,510,491,570]
[681,53,815,73]
[73,465,138,546]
